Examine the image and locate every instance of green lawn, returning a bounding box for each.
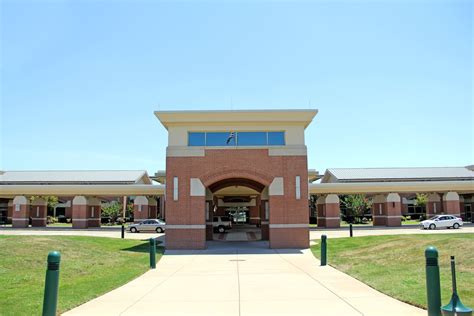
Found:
[311,234,473,309]
[0,235,164,315]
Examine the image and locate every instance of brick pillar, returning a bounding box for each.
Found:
[87,197,101,227]
[7,200,13,224]
[65,200,73,218]
[160,195,166,220]
[385,193,402,226]
[166,177,206,250]
[72,196,88,229]
[426,193,441,218]
[12,196,29,228]
[269,175,309,249]
[324,194,341,228]
[31,198,47,227]
[372,195,387,226]
[148,198,158,219]
[443,192,460,216]
[261,199,269,240]
[133,196,149,222]
[459,196,465,220]
[249,195,260,225]
[316,195,326,227]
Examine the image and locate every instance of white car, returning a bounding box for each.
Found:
[128,219,166,233]
[213,216,232,233]
[420,215,463,230]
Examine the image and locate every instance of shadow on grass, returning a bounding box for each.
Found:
[120,240,164,254]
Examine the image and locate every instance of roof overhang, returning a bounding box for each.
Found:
[309,181,474,195]
[0,184,165,197]
[154,109,318,130]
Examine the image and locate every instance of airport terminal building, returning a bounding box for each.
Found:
[1,109,473,250]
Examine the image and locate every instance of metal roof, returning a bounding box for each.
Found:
[321,167,474,183]
[0,170,152,185]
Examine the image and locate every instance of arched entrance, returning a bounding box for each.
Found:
[205,177,269,242]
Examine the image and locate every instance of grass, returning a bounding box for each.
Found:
[0,235,164,315]
[311,234,473,309]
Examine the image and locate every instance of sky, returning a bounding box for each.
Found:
[1,0,473,175]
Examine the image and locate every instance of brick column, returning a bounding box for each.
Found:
[148,198,158,219]
[426,193,441,218]
[12,196,29,228]
[31,198,47,227]
[72,196,88,229]
[133,196,149,222]
[316,195,326,227]
[385,193,402,226]
[87,197,101,227]
[65,200,73,218]
[443,192,460,216]
[261,199,269,240]
[372,195,387,226]
[7,200,13,224]
[324,194,341,228]
[459,196,465,220]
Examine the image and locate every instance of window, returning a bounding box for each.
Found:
[268,131,285,145]
[188,132,205,146]
[206,132,235,146]
[237,132,267,146]
[173,177,178,201]
[295,176,301,200]
[187,131,286,147]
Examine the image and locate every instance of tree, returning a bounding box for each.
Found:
[414,193,428,207]
[101,201,122,224]
[30,196,59,208]
[341,194,373,223]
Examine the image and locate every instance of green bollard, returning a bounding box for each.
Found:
[149,238,156,269]
[42,251,61,316]
[441,256,473,316]
[349,224,353,237]
[321,235,327,266]
[425,247,442,316]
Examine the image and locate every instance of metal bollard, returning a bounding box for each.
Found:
[425,247,441,316]
[349,224,353,237]
[121,224,125,239]
[149,238,156,269]
[42,251,61,316]
[321,235,327,266]
[441,256,472,316]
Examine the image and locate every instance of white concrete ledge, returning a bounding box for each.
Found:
[0,184,165,196]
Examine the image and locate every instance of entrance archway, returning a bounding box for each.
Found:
[205,177,269,243]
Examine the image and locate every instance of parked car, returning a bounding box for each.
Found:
[420,215,463,230]
[213,216,232,233]
[128,219,166,233]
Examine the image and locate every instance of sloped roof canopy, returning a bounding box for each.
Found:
[321,167,474,183]
[0,170,152,185]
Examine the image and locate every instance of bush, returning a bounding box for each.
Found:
[47,216,58,224]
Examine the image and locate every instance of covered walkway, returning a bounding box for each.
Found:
[64,241,424,316]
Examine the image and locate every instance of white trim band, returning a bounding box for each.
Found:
[261,221,269,225]
[269,224,308,228]
[72,219,88,222]
[12,218,29,221]
[166,225,206,229]
[31,218,47,220]
[317,217,340,220]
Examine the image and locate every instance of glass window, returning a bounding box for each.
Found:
[188,132,205,146]
[237,132,267,146]
[268,131,285,145]
[206,132,236,146]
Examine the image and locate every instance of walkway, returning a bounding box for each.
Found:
[63,241,424,316]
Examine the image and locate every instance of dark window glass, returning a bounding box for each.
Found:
[268,131,285,145]
[237,132,267,146]
[188,132,205,146]
[206,132,235,146]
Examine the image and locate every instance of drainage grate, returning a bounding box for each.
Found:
[229,259,246,262]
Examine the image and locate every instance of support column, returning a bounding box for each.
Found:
[205,200,213,241]
[324,194,341,228]
[443,192,460,216]
[372,195,387,226]
[166,177,206,250]
[65,200,73,219]
[72,196,88,229]
[31,198,47,227]
[426,193,441,218]
[316,195,326,227]
[261,199,269,240]
[133,196,149,222]
[148,198,158,219]
[87,197,101,227]
[459,196,465,220]
[7,200,13,224]
[12,196,29,228]
[269,176,309,248]
[249,195,260,225]
[385,193,402,226]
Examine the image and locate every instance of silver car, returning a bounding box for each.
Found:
[128,219,166,233]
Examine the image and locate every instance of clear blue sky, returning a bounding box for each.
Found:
[1,0,472,175]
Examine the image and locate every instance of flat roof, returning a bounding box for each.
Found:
[154,109,318,130]
[0,170,152,185]
[321,167,474,183]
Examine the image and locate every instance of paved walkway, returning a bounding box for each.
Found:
[64,241,424,316]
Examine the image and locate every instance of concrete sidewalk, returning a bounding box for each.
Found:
[63,241,424,316]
